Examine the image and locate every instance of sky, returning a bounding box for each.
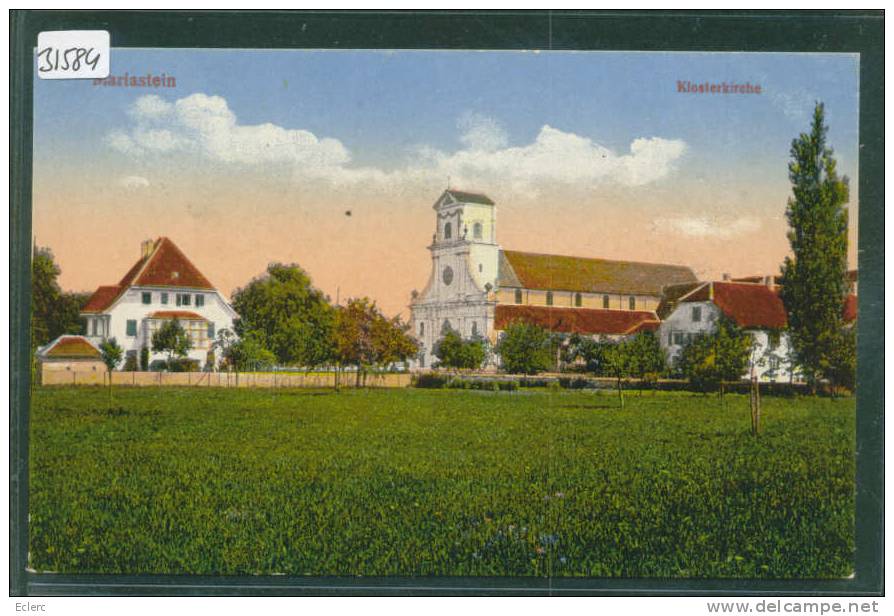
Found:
[33,49,860,317]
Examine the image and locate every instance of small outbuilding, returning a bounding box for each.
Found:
[36,335,106,384]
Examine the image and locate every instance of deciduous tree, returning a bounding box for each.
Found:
[495,321,552,376]
[151,319,191,367]
[676,317,752,397]
[99,337,123,405]
[231,263,336,369]
[433,330,486,371]
[333,298,418,388]
[31,246,86,347]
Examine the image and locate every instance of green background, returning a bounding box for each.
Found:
[9,10,884,596]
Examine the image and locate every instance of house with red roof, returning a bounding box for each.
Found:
[81,237,238,369]
[659,278,857,382]
[409,190,695,369]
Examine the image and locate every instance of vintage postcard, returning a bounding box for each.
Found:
[11,11,883,598]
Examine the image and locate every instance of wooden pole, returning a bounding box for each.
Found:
[756,377,761,434]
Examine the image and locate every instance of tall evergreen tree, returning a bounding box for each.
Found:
[779,102,850,391]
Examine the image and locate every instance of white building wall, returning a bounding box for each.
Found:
[659,301,798,382]
[88,286,236,368]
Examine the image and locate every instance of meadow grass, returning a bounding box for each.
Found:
[29,386,854,578]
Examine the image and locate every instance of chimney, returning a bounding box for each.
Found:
[140,239,154,259]
[722,273,731,281]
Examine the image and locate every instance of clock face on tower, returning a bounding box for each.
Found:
[442,265,454,286]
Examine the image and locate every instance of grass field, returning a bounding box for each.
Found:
[29,386,855,578]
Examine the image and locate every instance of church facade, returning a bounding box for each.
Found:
[409,190,698,369]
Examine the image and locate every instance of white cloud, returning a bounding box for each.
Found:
[129,94,173,121]
[425,125,686,190]
[109,93,350,168]
[117,175,150,190]
[107,95,687,191]
[457,112,508,151]
[656,215,761,239]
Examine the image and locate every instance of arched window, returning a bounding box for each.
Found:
[603,294,610,309]
[471,321,478,337]
[419,322,425,336]
[515,289,523,304]
[574,292,582,307]
[628,296,636,310]
[473,222,483,239]
[546,291,554,306]
[441,319,452,335]
[444,222,452,239]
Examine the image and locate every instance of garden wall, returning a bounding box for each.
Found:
[39,369,412,389]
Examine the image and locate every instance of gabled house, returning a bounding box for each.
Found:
[659,279,857,382]
[80,237,238,369]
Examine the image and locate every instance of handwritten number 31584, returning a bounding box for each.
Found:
[37,46,101,73]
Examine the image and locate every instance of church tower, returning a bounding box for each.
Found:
[409,189,500,368]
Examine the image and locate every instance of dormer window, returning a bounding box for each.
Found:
[444,222,452,240]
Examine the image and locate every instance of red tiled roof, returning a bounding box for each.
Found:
[81,237,214,315]
[129,237,214,289]
[626,320,661,335]
[495,304,659,336]
[843,294,857,322]
[683,282,786,329]
[148,311,206,320]
[41,335,101,359]
[499,250,696,296]
[81,285,123,313]
[682,282,858,329]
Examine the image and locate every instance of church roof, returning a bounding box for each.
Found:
[445,189,495,205]
[498,250,697,296]
[82,237,215,314]
[494,305,660,336]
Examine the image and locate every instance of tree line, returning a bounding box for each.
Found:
[31,103,856,396]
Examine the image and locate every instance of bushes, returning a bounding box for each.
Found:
[413,374,518,391]
[147,358,200,372]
